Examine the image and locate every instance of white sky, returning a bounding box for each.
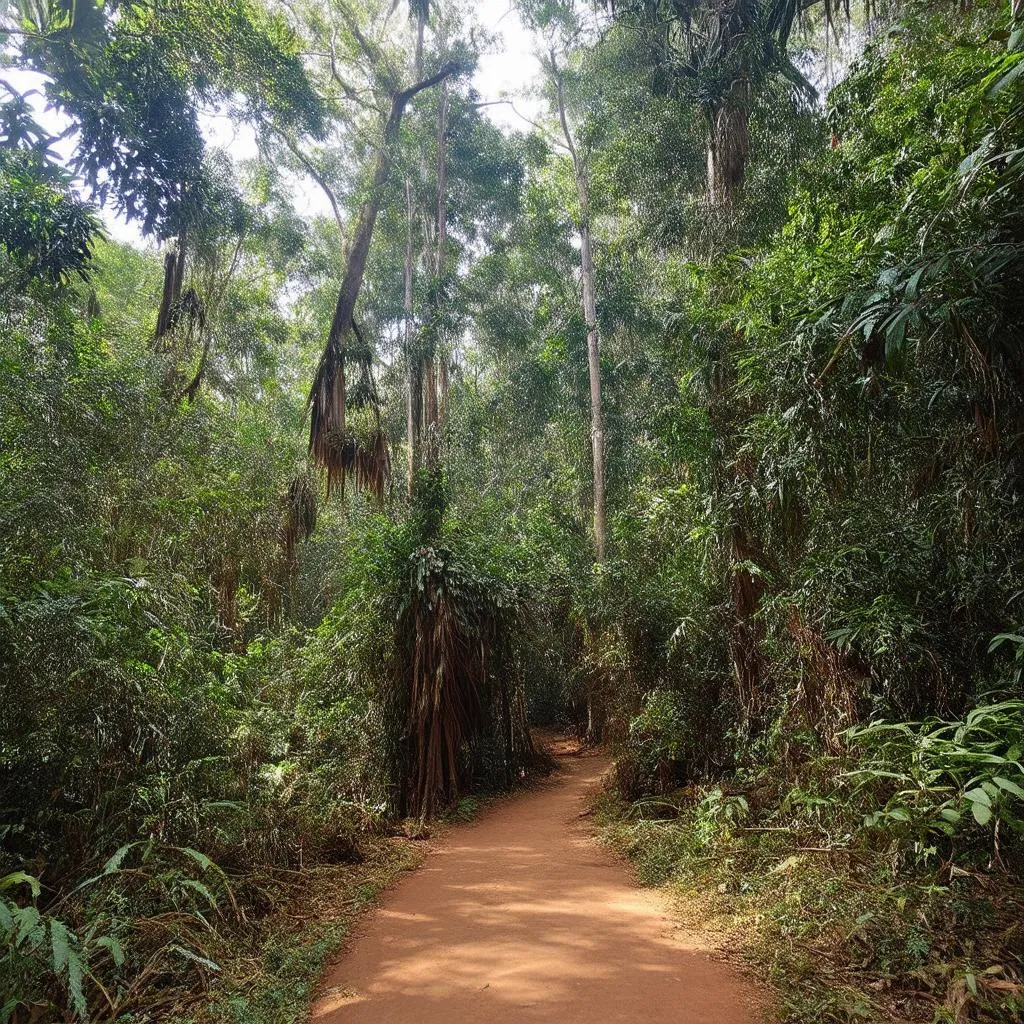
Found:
[3,0,543,246]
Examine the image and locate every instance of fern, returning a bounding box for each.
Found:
[0,872,122,1021]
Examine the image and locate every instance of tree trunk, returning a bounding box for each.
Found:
[707,84,750,208]
[154,233,186,347]
[436,83,449,437]
[405,178,420,495]
[579,211,607,562]
[555,68,607,562]
[309,64,457,472]
[423,79,449,471]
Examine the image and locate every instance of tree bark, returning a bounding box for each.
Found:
[405,177,420,495]
[154,233,186,346]
[309,63,457,469]
[555,68,607,562]
[707,83,750,208]
[424,79,449,470]
[579,208,606,562]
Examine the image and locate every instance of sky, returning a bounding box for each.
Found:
[3,0,543,246]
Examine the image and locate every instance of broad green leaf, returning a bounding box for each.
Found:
[964,787,991,807]
[0,872,40,898]
[970,801,992,826]
[992,776,1024,799]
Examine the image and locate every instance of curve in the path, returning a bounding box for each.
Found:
[312,743,769,1024]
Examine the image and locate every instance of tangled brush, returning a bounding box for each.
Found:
[392,546,536,819]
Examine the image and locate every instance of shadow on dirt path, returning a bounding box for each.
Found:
[312,741,770,1023]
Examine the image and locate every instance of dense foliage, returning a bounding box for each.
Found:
[2,0,1024,1020]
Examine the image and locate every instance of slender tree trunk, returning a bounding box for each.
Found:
[309,63,456,469]
[435,82,448,280]
[555,69,607,562]
[404,8,430,495]
[579,206,606,562]
[423,79,449,471]
[405,178,420,494]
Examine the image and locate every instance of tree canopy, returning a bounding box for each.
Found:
[2,0,1024,1020]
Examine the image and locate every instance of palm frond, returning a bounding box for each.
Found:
[308,318,391,500]
[280,472,318,559]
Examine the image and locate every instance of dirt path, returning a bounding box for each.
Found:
[312,742,768,1023]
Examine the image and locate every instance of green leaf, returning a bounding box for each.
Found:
[15,906,44,949]
[964,787,991,807]
[970,801,992,826]
[988,53,1024,97]
[102,843,136,874]
[0,872,40,898]
[180,847,215,872]
[180,878,219,908]
[992,776,1024,799]
[987,633,1024,653]
[904,266,925,300]
[66,947,86,1019]
[50,918,71,974]
[95,934,125,967]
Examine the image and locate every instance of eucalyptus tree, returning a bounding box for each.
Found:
[517,0,613,561]
[283,0,470,495]
[550,52,607,561]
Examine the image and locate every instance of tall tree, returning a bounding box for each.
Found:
[550,54,607,561]
[303,1,463,493]
[607,0,827,206]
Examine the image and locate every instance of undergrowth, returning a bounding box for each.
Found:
[185,837,423,1024]
[598,708,1024,1023]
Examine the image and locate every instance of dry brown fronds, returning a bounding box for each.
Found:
[393,548,535,819]
[308,320,390,501]
[280,473,318,559]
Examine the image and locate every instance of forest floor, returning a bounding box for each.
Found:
[309,738,769,1023]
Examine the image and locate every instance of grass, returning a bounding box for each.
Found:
[593,785,1024,1023]
[179,837,425,1024]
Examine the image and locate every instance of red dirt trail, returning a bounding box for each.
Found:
[312,741,769,1024]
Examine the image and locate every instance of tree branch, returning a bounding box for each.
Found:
[260,117,347,244]
[329,28,381,112]
[552,53,580,168]
[470,98,569,150]
[397,61,460,109]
